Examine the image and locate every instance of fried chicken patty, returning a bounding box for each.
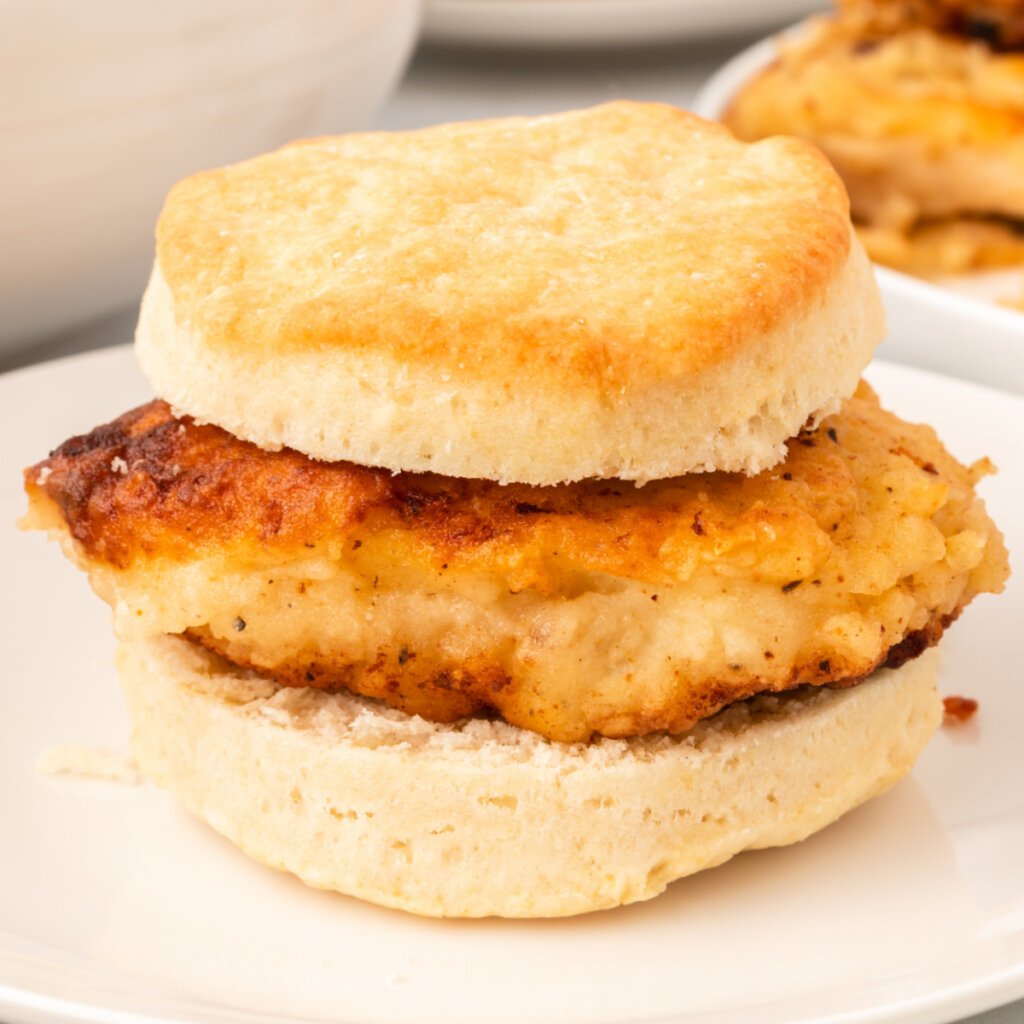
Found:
[23,384,1007,742]
[724,9,1024,277]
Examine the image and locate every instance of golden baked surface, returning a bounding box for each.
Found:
[141,102,879,486]
[156,102,850,391]
[24,385,1008,742]
[724,17,1024,275]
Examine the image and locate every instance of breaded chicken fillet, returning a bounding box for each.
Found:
[24,383,1008,743]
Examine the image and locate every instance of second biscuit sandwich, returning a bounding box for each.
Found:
[724,0,1024,280]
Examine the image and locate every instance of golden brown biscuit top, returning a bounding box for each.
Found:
[155,102,852,391]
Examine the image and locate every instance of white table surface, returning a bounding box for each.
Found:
[3,29,1022,1024]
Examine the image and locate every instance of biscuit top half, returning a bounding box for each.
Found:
[139,102,883,485]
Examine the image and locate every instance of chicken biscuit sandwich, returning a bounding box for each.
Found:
[23,103,1008,917]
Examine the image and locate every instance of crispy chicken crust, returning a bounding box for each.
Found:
[24,384,1008,742]
[840,0,1024,50]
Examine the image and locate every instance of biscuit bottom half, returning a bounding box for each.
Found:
[119,634,942,918]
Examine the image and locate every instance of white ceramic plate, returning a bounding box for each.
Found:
[692,30,1024,396]
[3,345,1024,1024]
[424,0,827,49]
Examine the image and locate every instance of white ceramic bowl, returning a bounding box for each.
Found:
[693,30,1024,396]
[0,0,421,360]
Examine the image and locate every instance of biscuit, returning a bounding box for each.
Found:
[118,634,942,918]
[138,102,882,484]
